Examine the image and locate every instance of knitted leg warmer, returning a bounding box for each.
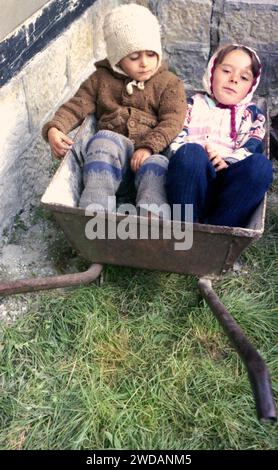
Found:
[79,130,134,211]
[135,154,171,218]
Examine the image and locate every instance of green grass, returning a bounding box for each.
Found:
[0,209,277,450]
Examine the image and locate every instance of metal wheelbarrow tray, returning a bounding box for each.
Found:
[1,98,276,421]
[40,97,267,279]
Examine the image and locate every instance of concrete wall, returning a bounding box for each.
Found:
[0,0,277,238]
[0,0,106,237]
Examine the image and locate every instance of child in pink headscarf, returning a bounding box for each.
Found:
[166,44,272,227]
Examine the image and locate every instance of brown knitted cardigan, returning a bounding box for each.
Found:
[42,59,187,154]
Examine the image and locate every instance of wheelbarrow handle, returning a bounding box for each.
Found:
[198,277,277,422]
[0,263,103,296]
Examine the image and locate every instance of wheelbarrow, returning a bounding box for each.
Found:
[0,97,276,422]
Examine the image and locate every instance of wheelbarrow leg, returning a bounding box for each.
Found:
[198,277,277,422]
[0,263,103,296]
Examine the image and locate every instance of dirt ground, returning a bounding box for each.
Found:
[0,202,86,323]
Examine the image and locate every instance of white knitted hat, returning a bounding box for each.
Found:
[103,3,162,72]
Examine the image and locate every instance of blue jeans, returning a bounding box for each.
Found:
[166,143,273,227]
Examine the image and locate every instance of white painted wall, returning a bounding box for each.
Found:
[0,0,51,41]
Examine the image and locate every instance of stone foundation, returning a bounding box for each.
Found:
[0,0,277,237]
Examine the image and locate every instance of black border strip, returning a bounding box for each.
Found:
[0,0,97,87]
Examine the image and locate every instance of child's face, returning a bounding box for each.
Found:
[212,49,254,105]
[119,51,158,82]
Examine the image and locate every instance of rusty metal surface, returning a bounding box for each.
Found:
[45,209,259,277]
[0,264,103,297]
[198,278,277,422]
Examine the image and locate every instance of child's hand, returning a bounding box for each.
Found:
[130,148,152,172]
[205,143,228,172]
[48,127,74,159]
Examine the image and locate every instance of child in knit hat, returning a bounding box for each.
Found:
[42,3,186,216]
[166,44,272,227]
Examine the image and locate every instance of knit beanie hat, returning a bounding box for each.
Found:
[103,3,162,74]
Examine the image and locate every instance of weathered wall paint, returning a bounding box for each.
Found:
[0,0,96,86]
